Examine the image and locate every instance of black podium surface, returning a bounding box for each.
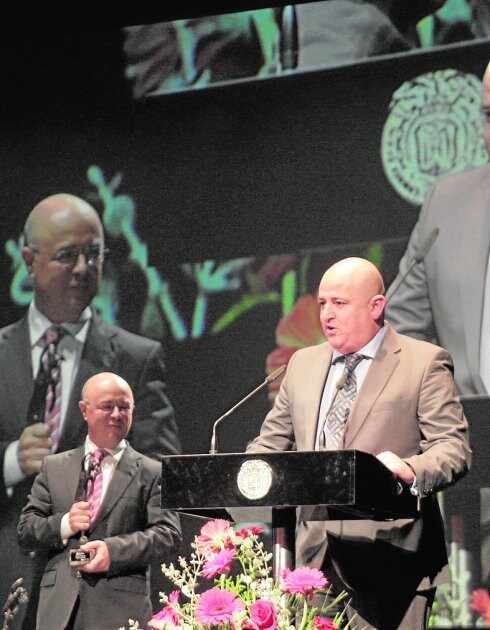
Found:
[161,449,418,521]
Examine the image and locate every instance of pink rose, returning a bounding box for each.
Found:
[245,600,277,630]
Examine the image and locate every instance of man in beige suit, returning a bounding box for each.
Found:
[247,257,471,630]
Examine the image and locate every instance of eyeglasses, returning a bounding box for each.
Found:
[51,244,109,266]
[87,401,134,414]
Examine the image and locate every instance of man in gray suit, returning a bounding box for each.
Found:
[18,372,181,630]
[247,257,470,630]
[0,193,181,627]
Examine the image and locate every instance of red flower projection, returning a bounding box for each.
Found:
[266,295,326,400]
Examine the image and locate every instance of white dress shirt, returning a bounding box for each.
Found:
[4,302,91,490]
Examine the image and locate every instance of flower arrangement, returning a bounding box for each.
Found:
[470,588,490,626]
[123,518,356,630]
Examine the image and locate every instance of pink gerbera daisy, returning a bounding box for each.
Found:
[196,587,245,626]
[196,519,235,558]
[202,548,237,579]
[148,591,181,628]
[281,567,328,598]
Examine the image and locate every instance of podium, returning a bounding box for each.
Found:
[161,449,418,575]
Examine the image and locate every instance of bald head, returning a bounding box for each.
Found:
[82,372,133,401]
[317,257,386,354]
[80,372,134,449]
[483,60,490,88]
[320,257,385,297]
[22,193,104,323]
[24,194,103,247]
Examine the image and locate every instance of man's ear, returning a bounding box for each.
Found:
[371,294,386,320]
[79,400,88,421]
[22,246,35,273]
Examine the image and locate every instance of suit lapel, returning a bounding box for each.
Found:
[63,447,87,505]
[95,446,140,524]
[0,316,35,426]
[343,326,400,448]
[305,344,333,449]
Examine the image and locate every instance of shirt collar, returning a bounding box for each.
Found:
[84,437,127,459]
[28,301,92,347]
[331,326,386,364]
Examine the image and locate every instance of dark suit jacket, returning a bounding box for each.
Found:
[17,444,181,630]
[247,324,471,596]
[0,309,181,624]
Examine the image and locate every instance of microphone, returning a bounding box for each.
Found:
[70,455,97,567]
[26,369,50,424]
[335,367,349,390]
[209,364,287,455]
[26,347,65,423]
[75,454,97,503]
[386,227,439,304]
[318,370,348,450]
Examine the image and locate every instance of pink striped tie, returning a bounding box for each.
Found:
[42,326,64,448]
[87,449,107,525]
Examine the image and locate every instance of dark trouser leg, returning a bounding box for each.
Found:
[319,548,435,630]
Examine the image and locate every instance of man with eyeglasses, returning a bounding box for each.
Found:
[18,372,182,630]
[0,192,181,628]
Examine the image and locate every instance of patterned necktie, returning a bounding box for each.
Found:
[320,353,365,450]
[86,449,107,525]
[41,325,64,448]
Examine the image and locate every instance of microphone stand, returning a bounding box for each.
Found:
[209,364,286,454]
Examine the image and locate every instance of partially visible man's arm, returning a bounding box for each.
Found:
[385,185,439,344]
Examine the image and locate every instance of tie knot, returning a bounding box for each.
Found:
[91,448,107,465]
[340,353,365,372]
[43,325,64,346]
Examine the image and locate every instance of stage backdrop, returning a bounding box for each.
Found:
[0,12,489,628]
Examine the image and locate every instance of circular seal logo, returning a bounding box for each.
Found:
[381,69,487,205]
[237,459,273,500]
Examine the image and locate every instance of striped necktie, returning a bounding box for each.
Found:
[321,353,365,450]
[86,449,107,525]
[41,325,64,448]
